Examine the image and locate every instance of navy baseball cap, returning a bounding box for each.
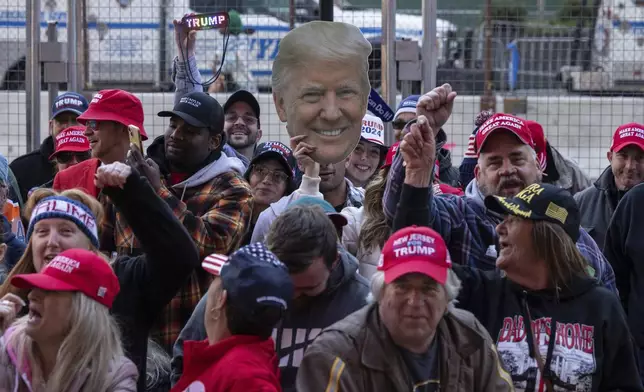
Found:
[158,92,224,132]
[51,92,89,120]
[205,243,293,314]
[288,196,348,228]
[484,183,581,241]
[394,94,420,120]
[247,142,295,176]
[224,89,261,128]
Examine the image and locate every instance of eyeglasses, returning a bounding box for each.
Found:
[225,114,258,126]
[251,165,289,184]
[55,151,92,164]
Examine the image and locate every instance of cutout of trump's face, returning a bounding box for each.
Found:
[272,21,371,165]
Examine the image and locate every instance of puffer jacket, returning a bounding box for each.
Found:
[296,303,514,392]
[0,327,138,391]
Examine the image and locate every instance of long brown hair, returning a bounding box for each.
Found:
[358,166,391,253]
[0,188,105,299]
[532,220,589,289]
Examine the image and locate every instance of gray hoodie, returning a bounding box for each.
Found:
[170,246,370,392]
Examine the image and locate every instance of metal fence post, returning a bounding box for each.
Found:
[320,0,333,21]
[26,0,41,153]
[46,22,60,112]
[421,0,437,92]
[67,0,81,92]
[382,0,397,147]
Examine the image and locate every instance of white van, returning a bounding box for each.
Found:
[0,0,456,91]
[561,0,644,92]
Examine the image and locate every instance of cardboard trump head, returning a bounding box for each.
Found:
[272,21,372,165]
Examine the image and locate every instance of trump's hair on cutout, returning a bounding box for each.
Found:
[271,21,372,97]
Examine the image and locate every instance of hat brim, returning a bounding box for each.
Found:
[612,141,644,152]
[383,260,448,285]
[248,151,293,177]
[49,145,92,161]
[77,110,149,141]
[478,128,531,154]
[50,108,84,120]
[484,195,535,220]
[11,273,78,292]
[328,213,348,228]
[158,110,207,128]
[224,90,261,120]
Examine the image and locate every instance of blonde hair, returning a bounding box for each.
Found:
[271,21,372,97]
[358,167,390,252]
[0,188,105,300]
[532,220,589,290]
[7,292,125,391]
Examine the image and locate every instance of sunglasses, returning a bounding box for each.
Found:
[55,151,92,164]
[392,120,408,130]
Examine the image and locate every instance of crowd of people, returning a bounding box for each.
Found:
[0,15,642,392]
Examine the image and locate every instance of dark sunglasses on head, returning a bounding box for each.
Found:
[55,151,92,164]
[392,119,409,130]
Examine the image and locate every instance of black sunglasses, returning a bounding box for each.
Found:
[55,151,92,164]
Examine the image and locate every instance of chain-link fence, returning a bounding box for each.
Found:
[1,0,643,180]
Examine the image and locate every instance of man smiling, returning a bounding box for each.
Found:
[575,122,644,249]
[223,90,262,162]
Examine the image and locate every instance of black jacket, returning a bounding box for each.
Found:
[604,182,644,350]
[575,167,625,250]
[105,172,200,392]
[394,183,643,392]
[9,136,56,205]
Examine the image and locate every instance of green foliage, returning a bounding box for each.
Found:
[489,0,528,23]
[557,0,595,25]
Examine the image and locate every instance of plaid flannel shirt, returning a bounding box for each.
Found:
[114,171,253,351]
[383,150,617,294]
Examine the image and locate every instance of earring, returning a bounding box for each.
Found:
[210,308,221,321]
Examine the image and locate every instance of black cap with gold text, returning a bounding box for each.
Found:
[484,183,580,241]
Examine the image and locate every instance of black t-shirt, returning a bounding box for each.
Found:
[399,337,440,392]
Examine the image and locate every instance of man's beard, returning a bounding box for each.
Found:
[227,126,256,149]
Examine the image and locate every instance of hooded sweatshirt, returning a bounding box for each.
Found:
[575,166,626,250]
[170,246,370,392]
[394,183,643,392]
[455,268,642,391]
[114,136,253,353]
[604,182,644,352]
[171,336,280,392]
[382,144,617,294]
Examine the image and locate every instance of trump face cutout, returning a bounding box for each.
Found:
[271,21,372,165]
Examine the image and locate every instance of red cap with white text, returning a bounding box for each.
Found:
[610,123,644,152]
[378,226,452,284]
[77,89,148,140]
[475,113,535,154]
[11,249,120,309]
[382,142,400,168]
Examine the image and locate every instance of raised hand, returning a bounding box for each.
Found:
[174,14,197,59]
[291,135,319,178]
[416,84,457,134]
